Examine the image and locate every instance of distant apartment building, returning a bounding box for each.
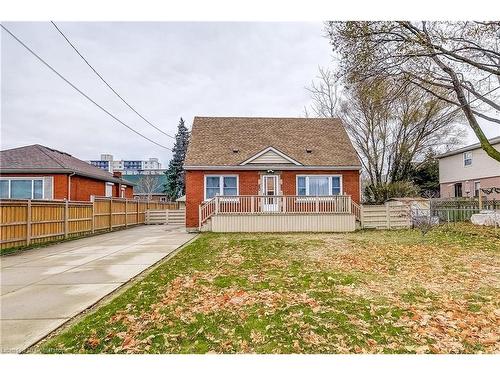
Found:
[87,154,169,201]
[437,136,500,199]
[88,154,164,175]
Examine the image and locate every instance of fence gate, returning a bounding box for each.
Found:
[361,203,411,229]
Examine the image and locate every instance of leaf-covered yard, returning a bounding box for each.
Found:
[40,224,499,354]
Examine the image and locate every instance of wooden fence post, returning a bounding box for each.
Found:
[91,196,95,234]
[125,199,128,227]
[109,198,113,231]
[26,199,32,246]
[64,199,69,239]
[136,200,139,225]
[386,203,391,229]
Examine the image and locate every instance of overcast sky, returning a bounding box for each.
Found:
[1,22,498,167]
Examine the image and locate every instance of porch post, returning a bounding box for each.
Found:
[251,196,255,213]
[315,196,319,213]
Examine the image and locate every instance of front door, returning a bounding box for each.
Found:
[262,175,279,212]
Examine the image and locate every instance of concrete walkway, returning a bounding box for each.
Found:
[0,225,196,353]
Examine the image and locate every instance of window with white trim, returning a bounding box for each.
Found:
[0,178,44,199]
[105,182,114,197]
[296,175,342,196]
[204,175,238,200]
[463,151,472,166]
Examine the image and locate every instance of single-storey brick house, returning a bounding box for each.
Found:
[184,117,362,232]
[0,144,134,201]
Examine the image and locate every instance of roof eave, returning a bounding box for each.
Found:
[0,168,135,186]
[184,165,362,171]
[436,136,500,159]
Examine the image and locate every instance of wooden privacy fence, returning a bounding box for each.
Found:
[361,203,411,230]
[0,197,178,250]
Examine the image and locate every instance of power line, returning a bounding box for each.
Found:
[50,21,175,140]
[1,24,172,151]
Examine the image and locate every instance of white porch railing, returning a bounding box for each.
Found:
[199,195,354,227]
[351,200,361,222]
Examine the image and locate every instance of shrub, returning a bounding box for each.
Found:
[364,181,420,204]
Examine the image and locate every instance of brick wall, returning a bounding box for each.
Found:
[53,175,68,199]
[70,175,105,201]
[111,183,134,198]
[185,169,361,230]
[185,170,259,229]
[280,170,361,204]
[124,185,134,198]
[0,173,134,201]
[71,178,133,200]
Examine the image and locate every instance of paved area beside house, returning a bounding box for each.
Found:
[0,225,196,353]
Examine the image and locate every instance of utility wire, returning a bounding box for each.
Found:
[51,21,175,139]
[1,24,172,151]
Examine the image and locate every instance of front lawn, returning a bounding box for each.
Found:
[40,223,499,354]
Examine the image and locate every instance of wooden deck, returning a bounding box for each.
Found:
[199,195,359,232]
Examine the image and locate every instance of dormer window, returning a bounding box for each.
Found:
[463,151,472,166]
[232,149,239,153]
[306,149,312,153]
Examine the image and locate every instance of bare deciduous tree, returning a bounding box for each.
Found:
[326,21,500,161]
[136,174,164,200]
[306,67,464,189]
[305,67,340,117]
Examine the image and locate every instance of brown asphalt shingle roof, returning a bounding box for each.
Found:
[184,117,361,167]
[0,144,134,185]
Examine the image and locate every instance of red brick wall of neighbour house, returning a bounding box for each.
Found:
[114,184,134,198]
[124,185,133,198]
[0,173,69,199]
[112,183,133,198]
[1,173,135,201]
[69,175,106,201]
[185,169,361,229]
[71,178,133,200]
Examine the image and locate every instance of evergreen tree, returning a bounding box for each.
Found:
[164,118,189,200]
[410,153,440,197]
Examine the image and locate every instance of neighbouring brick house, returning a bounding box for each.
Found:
[0,144,134,201]
[437,136,500,199]
[184,117,362,232]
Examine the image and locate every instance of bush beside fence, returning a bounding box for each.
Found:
[0,197,178,250]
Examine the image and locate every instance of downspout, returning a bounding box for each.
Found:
[67,172,76,200]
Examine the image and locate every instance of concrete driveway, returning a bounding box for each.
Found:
[0,225,196,353]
